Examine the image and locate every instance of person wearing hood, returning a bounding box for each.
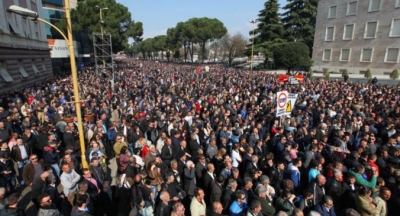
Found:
[229,190,247,216]
[71,194,92,216]
[37,192,62,216]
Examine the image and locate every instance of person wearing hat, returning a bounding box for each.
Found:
[1,193,26,215]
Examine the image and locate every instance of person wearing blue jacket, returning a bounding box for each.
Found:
[229,190,247,216]
[287,158,302,190]
[314,195,336,216]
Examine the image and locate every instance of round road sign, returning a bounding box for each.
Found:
[278,92,288,108]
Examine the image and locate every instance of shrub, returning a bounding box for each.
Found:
[390,69,399,80]
[341,69,348,77]
[364,69,372,79]
[309,68,313,77]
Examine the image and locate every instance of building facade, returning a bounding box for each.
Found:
[42,0,91,70]
[0,0,53,93]
[312,0,400,75]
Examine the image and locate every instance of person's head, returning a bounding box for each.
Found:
[249,200,262,213]
[38,192,52,207]
[171,159,178,170]
[316,174,326,186]
[82,168,92,179]
[0,187,5,200]
[276,160,285,171]
[235,190,246,204]
[355,164,365,174]
[7,193,19,207]
[102,181,110,192]
[30,154,38,164]
[227,178,237,191]
[333,168,343,181]
[40,171,50,181]
[207,163,215,173]
[379,187,391,201]
[244,177,253,189]
[212,202,223,214]
[61,163,71,174]
[194,188,205,200]
[322,195,333,210]
[293,158,302,167]
[165,172,175,184]
[259,175,270,186]
[76,194,89,208]
[160,191,170,203]
[90,158,99,167]
[256,185,267,198]
[347,174,356,184]
[120,146,129,155]
[172,202,185,216]
[358,186,372,197]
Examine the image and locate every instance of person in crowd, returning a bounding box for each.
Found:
[355,186,376,216]
[36,192,62,215]
[60,163,81,196]
[314,195,336,216]
[229,190,248,216]
[22,154,46,187]
[1,193,26,215]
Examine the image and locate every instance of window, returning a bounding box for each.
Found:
[0,62,13,83]
[369,0,381,12]
[347,1,358,16]
[21,17,30,38]
[343,24,355,40]
[390,18,400,37]
[361,48,373,62]
[340,49,351,61]
[365,21,378,39]
[32,60,40,74]
[328,6,337,19]
[34,21,40,39]
[325,26,335,41]
[6,12,22,35]
[323,49,332,61]
[18,60,29,78]
[397,0,400,8]
[42,59,46,72]
[385,48,400,63]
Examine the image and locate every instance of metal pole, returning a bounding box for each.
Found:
[65,0,88,168]
[100,9,106,70]
[251,21,255,72]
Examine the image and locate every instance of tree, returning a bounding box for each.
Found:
[390,69,399,80]
[186,18,227,63]
[253,0,284,44]
[341,69,348,77]
[153,35,167,60]
[272,42,312,73]
[309,68,313,77]
[220,33,247,65]
[281,0,317,52]
[56,0,143,52]
[364,69,372,79]
[323,68,330,80]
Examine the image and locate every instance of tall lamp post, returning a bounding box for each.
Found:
[8,2,89,168]
[95,6,108,70]
[249,20,256,72]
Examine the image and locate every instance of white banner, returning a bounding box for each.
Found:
[48,39,79,58]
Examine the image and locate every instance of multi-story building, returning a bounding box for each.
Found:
[0,0,53,93]
[42,0,90,69]
[312,0,400,75]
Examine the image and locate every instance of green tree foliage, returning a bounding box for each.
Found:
[390,69,399,80]
[153,35,167,59]
[281,0,317,52]
[186,18,227,62]
[220,33,247,66]
[323,68,330,80]
[56,0,143,52]
[309,68,313,77]
[364,69,372,79]
[253,0,284,44]
[341,69,348,77]
[272,42,312,73]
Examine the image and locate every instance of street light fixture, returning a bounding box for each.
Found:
[249,20,256,72]
[8,4,89,168]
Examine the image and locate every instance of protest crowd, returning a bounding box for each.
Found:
[0,60,399,216]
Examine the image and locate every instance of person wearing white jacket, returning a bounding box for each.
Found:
[60,163,81,196]
[190,188,206,216]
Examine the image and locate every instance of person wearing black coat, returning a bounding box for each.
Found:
[155,191,171,216]
[221,178,237,214]
[160,138,175,166]
[95,181,116,216]
[183,161,196,197]
[210,176,224,204]
[81,168,100,201]
[267,162,285,197]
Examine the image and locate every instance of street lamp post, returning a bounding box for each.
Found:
[249,20,256,72]
[8,2,89,169]
[95,6,108,71]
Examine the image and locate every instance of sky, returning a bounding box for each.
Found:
[116,0,288,40]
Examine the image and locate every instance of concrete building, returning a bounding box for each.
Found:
[0,0,53,93]
[312,0,400,75]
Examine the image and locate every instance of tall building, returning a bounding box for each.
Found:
[42,0,90,69]
[0,0,53,93]
[312,0,400,75]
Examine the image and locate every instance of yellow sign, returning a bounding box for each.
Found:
[286,100,292,112]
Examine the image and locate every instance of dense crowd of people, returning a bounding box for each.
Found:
[0,60,399,216]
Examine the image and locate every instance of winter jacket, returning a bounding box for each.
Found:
[229,200,247,216]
